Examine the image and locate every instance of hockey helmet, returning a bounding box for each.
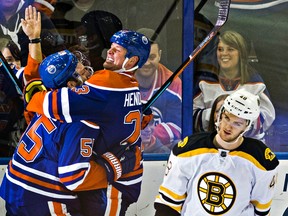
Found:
[110,30,151,68]
[39,50,79,88]
[222,88,260,122]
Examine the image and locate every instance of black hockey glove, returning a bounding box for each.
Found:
[95,145,139,183]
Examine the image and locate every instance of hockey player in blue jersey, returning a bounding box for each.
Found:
[23,28,151,215]
[0,48,143,215]
[0,50,102,215]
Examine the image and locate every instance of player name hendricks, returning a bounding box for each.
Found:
[123,92,141,107]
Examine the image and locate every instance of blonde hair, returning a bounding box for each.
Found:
[217,30,255,84]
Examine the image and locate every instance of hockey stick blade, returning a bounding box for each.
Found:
[143,0,231,113]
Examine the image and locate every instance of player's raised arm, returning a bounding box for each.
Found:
[21,5,43,81]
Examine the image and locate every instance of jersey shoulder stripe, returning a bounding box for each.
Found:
[87,70,139,89]
[172,132,215,156]
[236,137,279,170]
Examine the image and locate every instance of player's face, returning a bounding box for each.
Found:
[103,43,127,71]
[76,62,93,82]
[217,40,239,75]
[136,44,161,78]
[218,111,247,142]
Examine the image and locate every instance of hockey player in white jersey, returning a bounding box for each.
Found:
[154,89,279,216]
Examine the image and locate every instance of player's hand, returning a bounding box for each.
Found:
[21,6,41,40]
[96,151,122,183]
[24,78,47,107]
[141,107,154,130]
[96,145,140,183]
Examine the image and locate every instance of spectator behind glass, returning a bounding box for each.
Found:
[193,30,275,142]
[0,0,65,66]
[0,37,25,155]
[136,28,182,150]
[142,114,170,154]
[0,38,22,70]
[207,94,228,132]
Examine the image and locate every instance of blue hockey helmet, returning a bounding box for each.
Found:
[39,50,79,88]
[110,30,151,69]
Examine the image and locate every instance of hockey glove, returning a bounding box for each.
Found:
[141,107,154,130]
[96,151,123,183]
[95,145,140,183]
[24,79,47,107]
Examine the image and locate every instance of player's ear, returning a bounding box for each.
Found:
[126,56,139,69]
[67,80,77,88]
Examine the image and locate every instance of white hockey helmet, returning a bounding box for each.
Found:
[222,88,260,123]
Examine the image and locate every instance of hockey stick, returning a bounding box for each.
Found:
[143,0,231,112]
[151,0,181,42]
[195,0,208,15]
[0,51,23,95]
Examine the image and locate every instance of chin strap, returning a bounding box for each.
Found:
[114,58,139,73]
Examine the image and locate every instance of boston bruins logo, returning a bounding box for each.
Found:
[197,172,236,215]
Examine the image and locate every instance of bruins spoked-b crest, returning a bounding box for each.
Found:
[197,172,236,215]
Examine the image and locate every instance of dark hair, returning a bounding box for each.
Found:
[0,38,21,61]
[208,94,229,132]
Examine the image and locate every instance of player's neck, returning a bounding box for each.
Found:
[213,133,243,150]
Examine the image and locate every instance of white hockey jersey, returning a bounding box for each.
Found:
[193,73,275,141]
[154,132,279,216]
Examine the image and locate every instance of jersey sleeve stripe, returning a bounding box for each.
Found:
[115,175,143,186]
[58,162,89,173]
[9,163,67,192]
[59,169,86,183]
[159,185,186,201]
[51,90,60,120]
[43,92,52,119]
[251,199,272,211]
[80,120,100,129]
[12,159,58,181]
[60,88,72,123]
[5,170,77,199]
[155,194,182,213]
